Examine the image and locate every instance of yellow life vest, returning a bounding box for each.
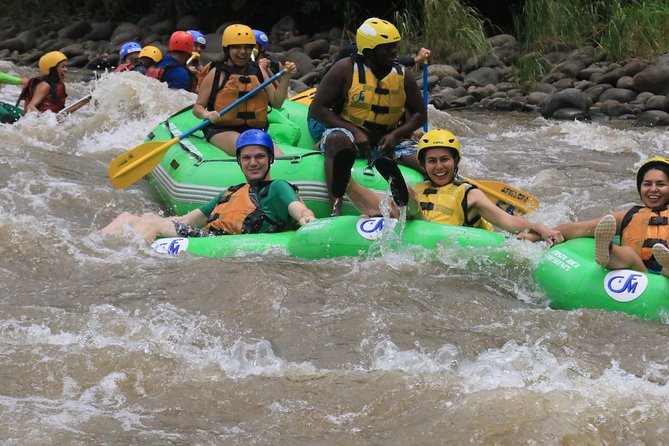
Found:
[205,62,268,129]
[340,59,406,137]
[413,181,494,231]
[620,205,669,270]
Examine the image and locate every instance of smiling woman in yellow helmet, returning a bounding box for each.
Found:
[529,157,669,277]
[192,23,297,158]
[19,51,68,113]
[342,128,562,245]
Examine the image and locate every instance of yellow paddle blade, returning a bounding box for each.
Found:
[289,87,316,106]
[464,177,540,216]
[108,138,178,189]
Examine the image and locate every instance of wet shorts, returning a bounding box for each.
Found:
[204,124,255,142]
[172,221,211,238]
[309,119,417,161]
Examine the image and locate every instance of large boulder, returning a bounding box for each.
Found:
[58,20,92,40]
[540,88,593,118]
[464,66,499,87]
[633,65,669,95]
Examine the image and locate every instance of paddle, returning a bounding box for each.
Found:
[0,71,23,86]
[289,87,316,106]
[108,69,287,189]
[462,177,538,216]
[422,57,429,132]
[420,58,539,216]
[59,94,92,114]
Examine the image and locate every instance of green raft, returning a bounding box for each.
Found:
[144,100,425,218]
[534,238,669,321]
[151,215,506,259]
[0,101,23,124]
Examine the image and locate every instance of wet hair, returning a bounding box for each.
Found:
[636,161,669,193]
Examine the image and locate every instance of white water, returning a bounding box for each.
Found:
[2,65,669,444]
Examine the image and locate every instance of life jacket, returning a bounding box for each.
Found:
[18,77,66,113]
[620,205,669,270]
[204,181,300,235]
[413,180,494,231]
[146,58,195,92]
[340,57,406,138]
[205,61,268,129]
[113,62,135,73]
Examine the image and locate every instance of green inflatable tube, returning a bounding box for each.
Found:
[151,216,507,260]
[144,101,425,218]
[534,238,669,321]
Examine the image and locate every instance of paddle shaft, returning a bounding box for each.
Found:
[109,69,286,186]
[184,69,286,139]
[59,94,92,114]
[423,59,429,132]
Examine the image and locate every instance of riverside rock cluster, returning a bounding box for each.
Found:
[3,14,669,127]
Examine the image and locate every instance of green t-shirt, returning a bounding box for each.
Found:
[199,180,300,233]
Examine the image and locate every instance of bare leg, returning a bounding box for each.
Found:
[100,212,179,243]
[397,153,424,175]
[323,131,355,216]
[595,214,648,271]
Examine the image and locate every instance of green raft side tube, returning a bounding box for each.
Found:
[151,216,507,260]
[144,105,424,218]
[0,101,24,124]
[152,231,295,258]
[534,238,669,321]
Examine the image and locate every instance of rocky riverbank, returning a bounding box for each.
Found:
[3,14,669,127]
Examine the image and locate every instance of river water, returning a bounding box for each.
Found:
[2,62,669,445]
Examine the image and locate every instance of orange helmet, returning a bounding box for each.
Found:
[169,31,194,53]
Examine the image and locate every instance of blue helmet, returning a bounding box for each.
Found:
[119,41,142,61]
[236,129,274,163]
[188,30,207,47]
[253,29,269,50]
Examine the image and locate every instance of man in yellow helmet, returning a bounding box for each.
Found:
[341,128,562,245]
[308,17,427,215]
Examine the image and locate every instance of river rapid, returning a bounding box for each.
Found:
[2,62,669,445]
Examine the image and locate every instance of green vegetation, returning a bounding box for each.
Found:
[512,0,669,59]
[599,0,669,61]
[399,0,491,63]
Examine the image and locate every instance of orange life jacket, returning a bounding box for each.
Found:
[620,205,669,270]
[205,61,268,129]
[19,77,66,113]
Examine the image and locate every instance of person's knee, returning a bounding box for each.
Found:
[325,131,354,155]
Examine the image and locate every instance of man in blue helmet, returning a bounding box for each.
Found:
[101,129,315,242]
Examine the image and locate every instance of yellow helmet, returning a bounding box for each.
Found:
[637,156,669,192]
[356,17,401,54]
[417,129,461,165]
[38,51,67,76]
[222,24,256,47]
[138,45,163,63]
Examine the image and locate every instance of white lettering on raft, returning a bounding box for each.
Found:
[546,250,581,272]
